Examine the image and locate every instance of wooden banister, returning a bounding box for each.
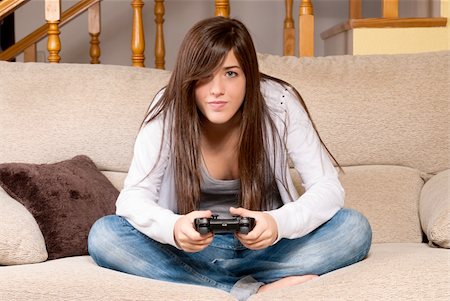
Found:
[0,0,29,20]
[284,0,295,56]
[321,17,447,40]
[299,0,314,57]
[0,0,101,62]
[215,0,229,18]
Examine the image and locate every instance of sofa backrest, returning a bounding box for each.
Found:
[1,52,448,244]
[258,51,449,175]
[2,52,447,175]
[0,62,171,172]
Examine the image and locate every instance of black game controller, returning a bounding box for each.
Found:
[195,215,256,235]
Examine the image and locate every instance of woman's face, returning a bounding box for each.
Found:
[195,50,246,127]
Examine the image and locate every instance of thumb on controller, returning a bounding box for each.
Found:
[230,207,250,217]
[190,210,212,220]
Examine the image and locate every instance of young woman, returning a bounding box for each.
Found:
[88,17,372,301]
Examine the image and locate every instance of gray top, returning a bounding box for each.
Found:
[198,165,283,218]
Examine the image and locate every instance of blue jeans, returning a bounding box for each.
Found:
[88,208,372,301]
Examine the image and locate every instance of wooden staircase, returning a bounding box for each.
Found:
[0,0,101,63]
[321,0,448,56]
[0,0,317,68]
[1,1,446,67]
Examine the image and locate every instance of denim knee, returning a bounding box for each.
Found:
[88,215,121,260]
[339,208,372,259]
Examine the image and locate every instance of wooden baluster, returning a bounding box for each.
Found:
[45,0,61,63]
[131,0,145,67]
[24,44,37,62]
[382,0,399,18]
[154,0,165,69]
[88,2,101,64]
[349,0,362,19]
[215,0,229,18]
[284,0,295,56]
[299,0,314,57]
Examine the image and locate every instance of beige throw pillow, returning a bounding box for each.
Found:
[420,169,450,248]
[0,186,48,265]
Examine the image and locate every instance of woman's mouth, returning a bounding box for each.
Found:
[208,101,227,110]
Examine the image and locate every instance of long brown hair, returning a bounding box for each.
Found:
[143,17,338,214]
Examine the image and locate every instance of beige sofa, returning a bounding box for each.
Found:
[0,51,449,300]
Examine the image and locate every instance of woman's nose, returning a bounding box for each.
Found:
[209,76,225,97]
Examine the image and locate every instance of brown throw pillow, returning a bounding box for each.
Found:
[0,155,118,260]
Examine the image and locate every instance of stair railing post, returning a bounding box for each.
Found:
[382,0,399,18]
[349,0,362,19]
[284,0,295,56]
[215,0,229,18]
[24,44,37,62]
[131,0,145,67]
[154,0,165,69]
[299,0,314,57]
[88,1,101,64]
[45,0,61,63]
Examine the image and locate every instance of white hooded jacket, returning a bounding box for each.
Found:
[116,79,344,248]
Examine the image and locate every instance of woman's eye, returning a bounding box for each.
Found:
[198,75,213,84]
[225,71,237,78]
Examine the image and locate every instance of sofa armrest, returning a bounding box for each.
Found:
[420,169,450,248]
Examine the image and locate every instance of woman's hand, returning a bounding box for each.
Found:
[174,210,214,253]
[229,207,278,250]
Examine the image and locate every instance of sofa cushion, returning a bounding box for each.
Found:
[248,243,450,300]
[0,186,48,265]
[258,51,450,175]
[339,165,423,243]
[0,256,237,301]
[0,155,118,261]
[292,165,423,243]
[420,169,450,248]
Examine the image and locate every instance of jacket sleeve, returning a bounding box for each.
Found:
[267,89,344,242]
[115,105,181,248]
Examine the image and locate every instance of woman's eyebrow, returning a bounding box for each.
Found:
[223,65,241,70]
